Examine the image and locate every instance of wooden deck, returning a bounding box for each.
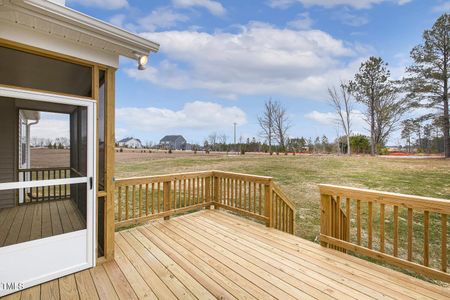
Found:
[0,200,85,247]
[3,209,450,299]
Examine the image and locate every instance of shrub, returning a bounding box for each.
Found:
[168,149,172,154]
[119,148,123,152]
[241,149,245,155]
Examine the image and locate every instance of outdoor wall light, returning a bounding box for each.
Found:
[138,55,148,70]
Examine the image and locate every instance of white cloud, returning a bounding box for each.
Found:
[68,0,128,9]
[137,7,190,32]
[172,0,226,16]
[116,101,247,132]
[334,11,369,26]
[305,109,366,130]
[287,12,314,30]
[126,22,368,100]
[31,115,70,140]
[432,1,450,13]
[267,0,410,9]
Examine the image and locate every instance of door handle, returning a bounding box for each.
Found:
[89,177,93,190]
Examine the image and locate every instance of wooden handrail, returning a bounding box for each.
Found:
[114,170,295,235]
[319,184,450,283]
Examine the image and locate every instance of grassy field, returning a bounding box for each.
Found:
[115,152,450,244]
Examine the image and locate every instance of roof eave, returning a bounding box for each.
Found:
[10,0,160,58]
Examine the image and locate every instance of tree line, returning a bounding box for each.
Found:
[258,13,450,157]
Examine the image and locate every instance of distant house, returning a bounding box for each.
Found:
[118,137,143,149]
[160,135,187,150]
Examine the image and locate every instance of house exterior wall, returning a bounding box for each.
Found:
[0,98,17,209]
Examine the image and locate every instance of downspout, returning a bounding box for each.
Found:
[26,119,39,169]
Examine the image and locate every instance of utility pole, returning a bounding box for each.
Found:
[233,122,237,152]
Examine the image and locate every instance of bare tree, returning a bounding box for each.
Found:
[272,101,291,151]
[328,82,353,155]
[207,132,218,151]
[258,99,275,154]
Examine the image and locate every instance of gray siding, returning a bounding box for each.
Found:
[0,98,17,208]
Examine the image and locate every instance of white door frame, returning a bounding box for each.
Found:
[0,86,97,296]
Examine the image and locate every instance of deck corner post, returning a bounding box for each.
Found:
[320,193,331,247]
[265,180,273,228]
[163,181,171,220]
[213,176,219,209]
[205,176,211,209]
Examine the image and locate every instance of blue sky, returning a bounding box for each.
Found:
[61,0,449,146]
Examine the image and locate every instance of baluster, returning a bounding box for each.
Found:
[253,182,256,213]
[173,180,177,209]
[357,199,361,245]
[346,198,350,241]
[441,214,447,272]
[59,169,62,200]
[248,181,252,211]
[239,180,242,208]
[157,182,161,214]
[152,182,155,215]
[380,203,385,253]
[118,186,122,222]
[145,184,149,215]
[138,185,142,217]
[163,181,171,220]
[132,185,136,218]
[183,179,187,207]
[125,185,129,220]
[179,180,182,207]
[393,206,398,257]
[423,210,429,267]
[259,184,262,215]
[407,208,413,261]
[197,177,200,204]
[368,201,373,249]
[336,196,341,240]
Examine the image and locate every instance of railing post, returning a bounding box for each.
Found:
[320,193,331,247]
[213,176,219,209]
[163,181,171,220]
[265,180,273,227]
[205,176,211,209]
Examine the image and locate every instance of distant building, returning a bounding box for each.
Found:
[118,137,143,149]
[160,135,187,150]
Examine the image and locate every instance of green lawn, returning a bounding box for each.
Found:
[115,153,450,244]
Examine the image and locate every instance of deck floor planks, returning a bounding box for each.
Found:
[175,215,348,300]
[119,231,197,300]
[137,226,244,299]
[0,200,85,247]
[90,265,119,300]
[207,210,450,300]
[155,219,310,300]
[58,274,80,300]
[4,210,450,300]
[129,229,216,300]
[102,260,139,300]
[113,244,158,299]
[40,279,59,300]
[74,270,99,300]
[199,213,396,300]
[115,233,178,300]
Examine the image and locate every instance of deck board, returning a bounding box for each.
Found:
[0,200,85,247]
[3,210,450,299]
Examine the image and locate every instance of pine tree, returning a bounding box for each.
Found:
[405,14,450,157]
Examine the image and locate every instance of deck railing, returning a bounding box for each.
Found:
[319,184,450,283]
[114,170,295,234]
[18,167,71,203]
